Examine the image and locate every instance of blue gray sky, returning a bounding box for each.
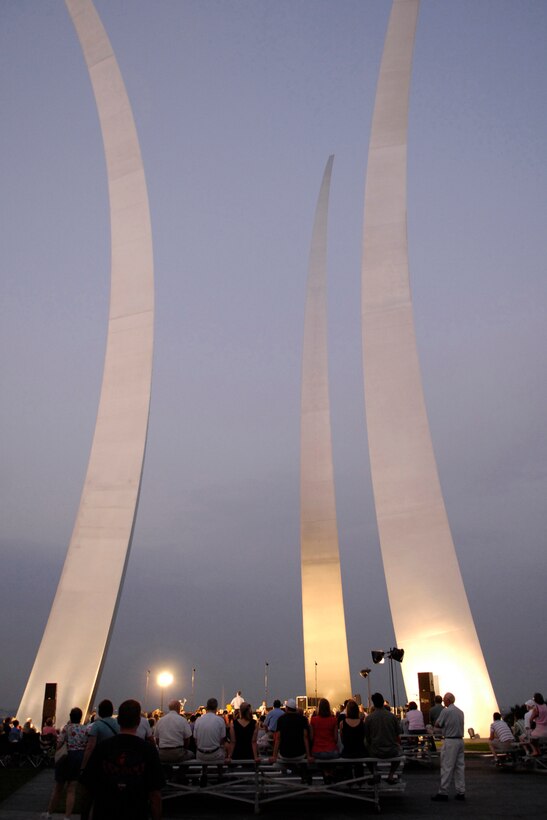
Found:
[1,0,546,715]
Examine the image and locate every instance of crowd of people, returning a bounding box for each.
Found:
[1,686,545,817]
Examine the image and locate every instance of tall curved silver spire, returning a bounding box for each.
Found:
[301,156,351,707]
[18,0,154,724]
[360,0,497,734]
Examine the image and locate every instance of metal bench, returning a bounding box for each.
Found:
[162,756,406,814]
[400,732,439,764]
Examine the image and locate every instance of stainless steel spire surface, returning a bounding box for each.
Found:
[17,0,154,724]
[360,0,497,734]
[301,156,351,708]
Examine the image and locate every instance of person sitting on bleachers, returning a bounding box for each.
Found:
[402,702,426,734]
[488,713,515,763]
[364,693,401,784]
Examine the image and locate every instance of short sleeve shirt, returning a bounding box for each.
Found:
[80,734,164,820]
[88,717,119,743]
[276,712,309,758]
[436,704,464,738]
[60,722,88,752]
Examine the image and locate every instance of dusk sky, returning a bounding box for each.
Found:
[2,0,546,716]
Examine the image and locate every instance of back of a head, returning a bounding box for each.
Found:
[408,701,417,711]
[318,698,331,718]
[443,693,455,706]
[346,700,359,719]
[98,699,114,718]
[240,702,252,720]
[534,692,545,705]
[206,698,218,712]
[69,707,82,724]
[434,695,443,704]
[273,699,281,709]
[493,712,501,721]
[168,699,181,713]
[371,692,385,709]
[117,699,141,730]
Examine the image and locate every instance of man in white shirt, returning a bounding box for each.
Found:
[193,698,228,787]
[432,692,465,802]
[193,698,227,764]
[154,699,193,764]
[231,691,244,712]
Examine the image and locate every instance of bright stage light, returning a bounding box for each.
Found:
[157,671,174,688]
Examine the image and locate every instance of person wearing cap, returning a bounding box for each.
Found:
[270,699,313,782]
[431,692,465,802]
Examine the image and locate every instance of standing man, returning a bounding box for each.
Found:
[231,691,244,712]
[80,699,164,820]
[432,692,465,802]
[429,695,445,727]
[82,700,119,770]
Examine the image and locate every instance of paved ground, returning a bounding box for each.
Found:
[1,757,546,818]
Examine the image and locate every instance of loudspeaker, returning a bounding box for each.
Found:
[42,682,57,727]
[417,672,435,723]
[296,696,308,711]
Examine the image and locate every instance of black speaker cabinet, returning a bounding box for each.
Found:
[42,682,57,727]
[417,672,435,723]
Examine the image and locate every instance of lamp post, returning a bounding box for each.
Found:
[314,661,318,708]
[264,662,269,706]
[145,668,151,712]
[371,648,404,710]
[157,671,174,712]
[191,667,196,712]
[359,668,372,709]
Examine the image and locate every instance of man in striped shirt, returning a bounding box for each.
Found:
[489,713,515,762]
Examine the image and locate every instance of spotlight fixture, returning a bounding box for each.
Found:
[388,647,405,663]
[359,668,371,678]
[371,650,385,665]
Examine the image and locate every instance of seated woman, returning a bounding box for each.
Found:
[340,699,367,780]
[227,702,259,762]
[403,702,425,734]
[310,698,339,782]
